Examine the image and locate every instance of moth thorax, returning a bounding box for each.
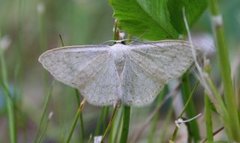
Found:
[114,54,125,75]
[110,43,128,75]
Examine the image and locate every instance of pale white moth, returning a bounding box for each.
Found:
[39,40,195,106]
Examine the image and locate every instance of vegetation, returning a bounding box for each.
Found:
[0,0,239,142]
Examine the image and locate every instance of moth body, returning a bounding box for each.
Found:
[110,43,129,76]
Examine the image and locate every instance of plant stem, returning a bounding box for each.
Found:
[34,84,53,143]
[74,89,85,143]
[109,107,123,143]
[181,73,200,142]
[120,105,130,143]
[171,127,179,142]
[209,0,240,141]
[101,104,119,142]
[204,59,214,143]
[0,48,16,143]
[6,91,16,143]
[171,81,199,142]
[113,20,120,40]
[204,59,213,143]
[65,99,86,143]
[204,95,213,142]
[95,107,109,135]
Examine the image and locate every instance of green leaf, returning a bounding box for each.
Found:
[167,0,207,34]
[109,0,207,40]
[109,0,179,40]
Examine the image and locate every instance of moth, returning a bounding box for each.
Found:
[39,40,195,106]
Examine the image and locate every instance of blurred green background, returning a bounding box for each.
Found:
[0,0,240,142]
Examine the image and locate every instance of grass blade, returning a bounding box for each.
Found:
[65,99,86,143]
[34,83,53,143]
[119,105,130,143]
[181,73,200,142]
[0,46,16,143]
[209,0,240,141]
